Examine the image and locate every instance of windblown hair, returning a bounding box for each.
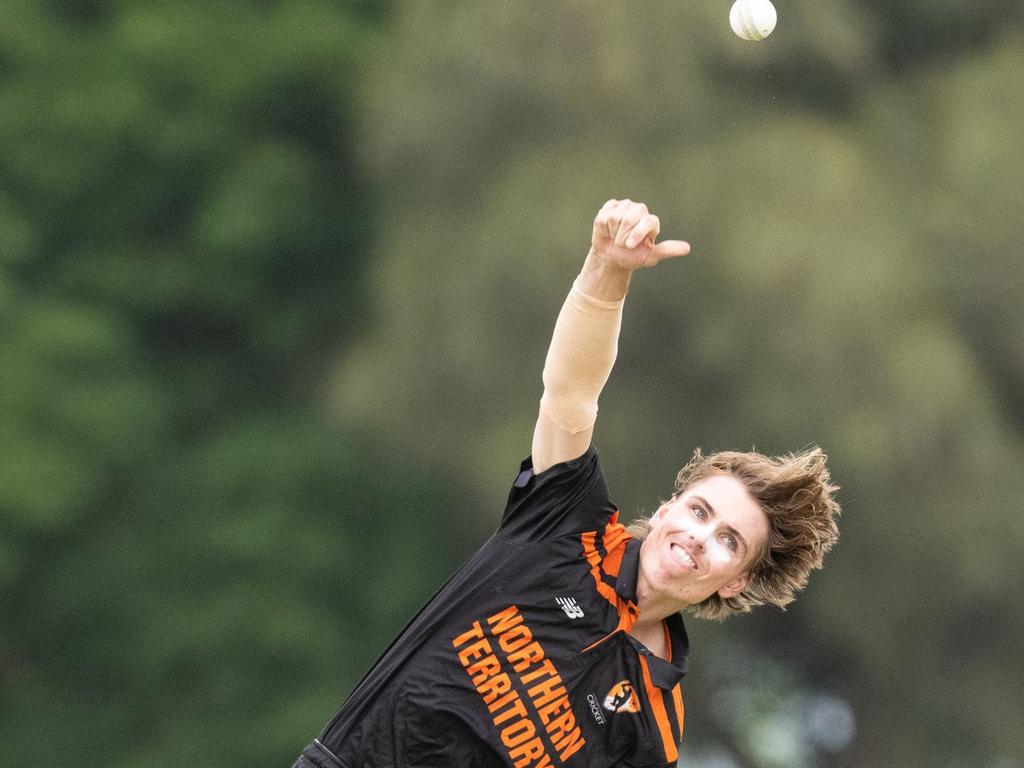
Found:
[626,447,841,621]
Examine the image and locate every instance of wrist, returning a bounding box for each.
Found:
[578,249,633,301]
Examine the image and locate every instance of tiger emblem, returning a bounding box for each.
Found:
[603,680,641,713]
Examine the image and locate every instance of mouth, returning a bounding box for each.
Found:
[669,542,697,571]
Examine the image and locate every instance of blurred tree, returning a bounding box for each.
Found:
[330,3,1024,767]
[4,2,1023,767]
[854,0,1024,72]
[0,2,466,767]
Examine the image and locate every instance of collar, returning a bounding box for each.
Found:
[615,537,690,688]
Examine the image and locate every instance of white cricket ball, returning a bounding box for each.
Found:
[730,0,777,41]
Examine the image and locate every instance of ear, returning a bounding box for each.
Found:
[716,573,749,600]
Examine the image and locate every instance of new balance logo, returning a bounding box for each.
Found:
[555,597,584,619]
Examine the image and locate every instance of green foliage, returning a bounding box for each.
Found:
[3,2,1024,767]
[0,2,456,766]
[332,4,1024,767]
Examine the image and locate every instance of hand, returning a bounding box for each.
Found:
[589,198,691,271]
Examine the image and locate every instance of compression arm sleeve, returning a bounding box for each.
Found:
[539,277,625,435]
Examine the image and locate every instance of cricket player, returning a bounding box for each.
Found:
[292,199,841,768]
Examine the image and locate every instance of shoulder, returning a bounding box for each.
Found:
[497,445,617,543]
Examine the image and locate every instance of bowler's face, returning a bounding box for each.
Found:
[638,473,769,610]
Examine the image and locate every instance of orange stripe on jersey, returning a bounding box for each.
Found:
[580,532,622,609]
[601,546,623,578]
[580,524,638,634]
[660,622,685,739]
[600,521,630,578]
[639,655,678,764]
[671,683,685,735]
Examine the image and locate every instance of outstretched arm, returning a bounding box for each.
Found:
[531,199,690,474]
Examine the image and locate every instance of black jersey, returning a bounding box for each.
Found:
[296,446,689,768]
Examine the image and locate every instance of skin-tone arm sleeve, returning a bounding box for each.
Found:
[532,272,627,474]
[531,199,690,475]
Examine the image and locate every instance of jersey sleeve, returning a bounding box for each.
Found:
[496,444,618,543]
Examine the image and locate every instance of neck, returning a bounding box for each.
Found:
[630,579,686,658]
[634,566,688,629]
[634,595,681,634]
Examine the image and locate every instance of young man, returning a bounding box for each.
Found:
[293,199,840,768]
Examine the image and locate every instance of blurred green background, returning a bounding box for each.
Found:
[2,1,1022,766]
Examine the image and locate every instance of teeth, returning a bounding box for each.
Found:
[670,543,695,568]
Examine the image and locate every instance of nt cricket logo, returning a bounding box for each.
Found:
[555,597,584,619]
[603,680,641,714]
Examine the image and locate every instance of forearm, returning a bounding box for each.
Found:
[539,257,630,435]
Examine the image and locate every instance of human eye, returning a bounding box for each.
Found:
[691,503,707,520]
[722,533,738,552]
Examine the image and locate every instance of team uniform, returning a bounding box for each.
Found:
[294,446,688,768]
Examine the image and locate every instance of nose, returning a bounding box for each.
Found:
[687,528,708,550]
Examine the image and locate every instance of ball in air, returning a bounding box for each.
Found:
[730,0,777,41]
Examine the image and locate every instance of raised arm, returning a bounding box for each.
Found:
[531,199,691,474]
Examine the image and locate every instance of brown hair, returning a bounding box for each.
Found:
[626,446,841,621]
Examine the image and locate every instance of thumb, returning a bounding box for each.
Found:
[651,239,692,263]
